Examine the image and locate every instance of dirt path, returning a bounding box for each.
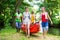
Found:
[0,32,60,40]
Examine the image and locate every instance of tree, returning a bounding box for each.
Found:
[12,0,31,27]
[37,0,60,26]
[0,0,31,29]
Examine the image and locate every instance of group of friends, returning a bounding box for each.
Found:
[14,6,53,38]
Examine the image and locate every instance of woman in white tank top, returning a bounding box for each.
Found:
[23,7,30,37]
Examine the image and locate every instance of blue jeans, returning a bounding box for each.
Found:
[16,22,22,28]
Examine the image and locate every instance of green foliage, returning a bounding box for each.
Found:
[29,0,32,2]
[19,2,31,13]
[0,14,4,30]
[48,28,59,36]
[0,0,15,13]
[0,0,60,29]
[0,28,16,36]
[0,0,16,28]
[0,0,31,29]
[38,0,60,25]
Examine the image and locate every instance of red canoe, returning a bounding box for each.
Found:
[21,23,40,33]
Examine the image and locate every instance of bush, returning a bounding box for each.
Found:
[48,28,59,36]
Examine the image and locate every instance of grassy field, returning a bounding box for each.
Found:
[0,28,60,40]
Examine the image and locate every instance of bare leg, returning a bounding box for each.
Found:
[25,24,27,36]
[27,23,30,37]
[43,30,48,38]
[43,26,48,38]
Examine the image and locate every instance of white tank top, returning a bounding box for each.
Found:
[23,12,30,21]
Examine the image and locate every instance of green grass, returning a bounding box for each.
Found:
[0,28,16,36]
[0,27,60,40]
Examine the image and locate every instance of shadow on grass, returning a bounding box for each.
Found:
[20,31,39,38]
[31,34,39,38]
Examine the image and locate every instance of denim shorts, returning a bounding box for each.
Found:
[16,22,22,28]
[42,27,48,31]
[42,22,49,31]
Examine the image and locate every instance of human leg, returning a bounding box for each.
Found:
[42,22,49,38]
[24,21,28,36]
[18,22,22,32]
[43,27,47,38]
[27,22,30,37]
[16,22,19,32]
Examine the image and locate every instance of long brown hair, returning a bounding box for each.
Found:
[31,11,34,14]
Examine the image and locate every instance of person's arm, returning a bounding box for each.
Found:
[20,13,22,18]
[48,14,53,24]
[20,13,23,21]
[22,12,24,21]
[21,15,23,21]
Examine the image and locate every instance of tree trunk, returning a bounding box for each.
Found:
[12,0,23,27]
